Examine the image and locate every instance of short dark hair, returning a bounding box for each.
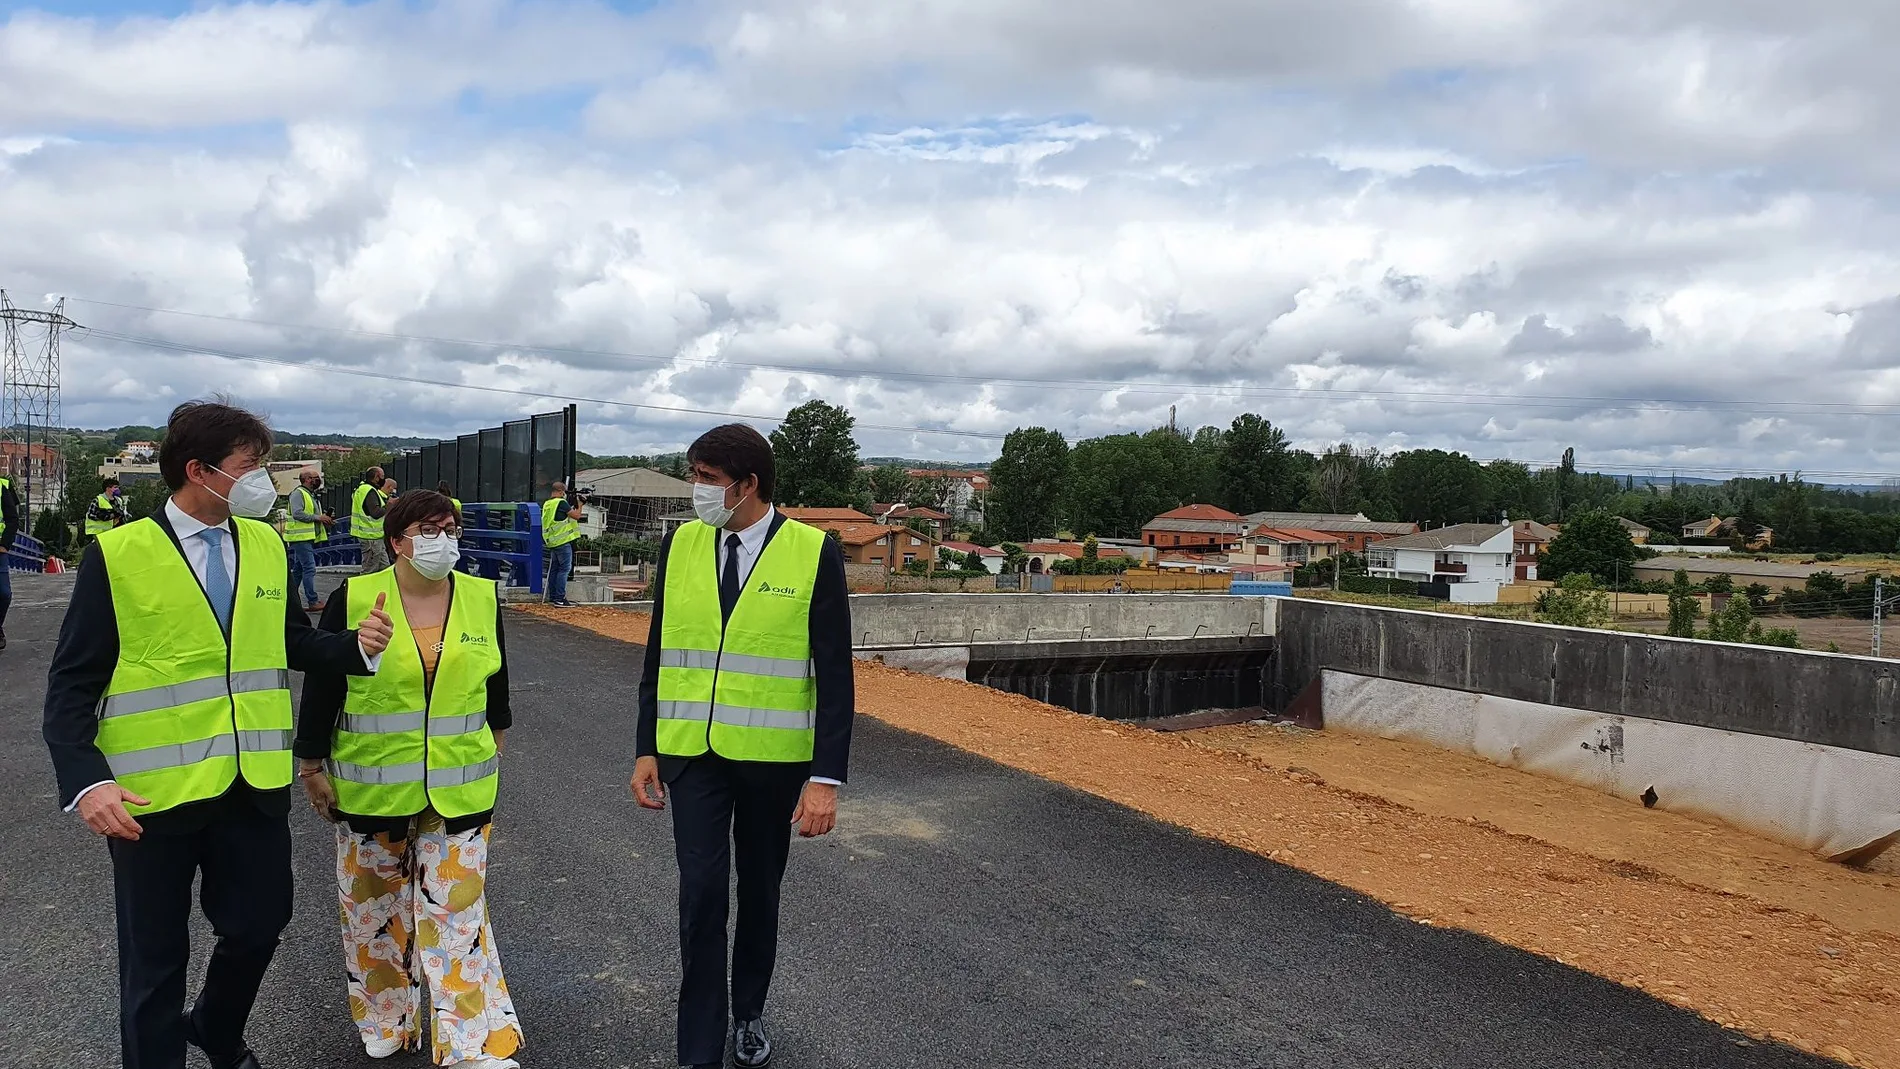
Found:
[436,480,453,496]
[102,477,119,489]
[382,490,459,558]
[687,423,775,503]
[158,401,273,491]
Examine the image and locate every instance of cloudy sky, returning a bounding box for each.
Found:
[4,0,1899,477]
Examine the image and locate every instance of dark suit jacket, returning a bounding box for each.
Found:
[43,509,374,832]
[636,511,854,783]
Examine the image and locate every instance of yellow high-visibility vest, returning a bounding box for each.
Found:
[94,518,293,815]
[283,486,320,543]
[86,493,118,536]
[655,518,822,763]
[351,484,385,540]
[541,497,579,548]
[328,569,502,818]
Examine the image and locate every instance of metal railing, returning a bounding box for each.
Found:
[460,502,546,595]
[5,532,47,572]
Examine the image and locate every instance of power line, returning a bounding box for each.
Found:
[63,295,1900,419]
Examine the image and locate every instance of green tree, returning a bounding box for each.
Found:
[1540,510,1642,585]
[1705,592,1754,642]
[1217,413,1301,515]
[1485,459,1546,522]
[1066,429,1200,538]
[999,542,1027,574]
[986,427,1070,541]
[1305,444,1360,514]
[125,479,169,520]
[1555,446,1577,520]
[32,508,70,555]
[1666,569,1700,638]
[1388,449,1489,526]
[1539,573,1610,628]
[322,447,393,499]
[769,400,862,507]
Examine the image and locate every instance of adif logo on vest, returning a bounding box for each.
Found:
[254,585,284,601]
[755,578,800,598]
[459,632,491,646]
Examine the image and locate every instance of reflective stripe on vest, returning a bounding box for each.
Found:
[352,484,385,539]
[542,497,579,548]
[86,494,117,535]
[654,518,823,763]
[284,487,320,542]
[330,569,502,818]
[94,518,294,815]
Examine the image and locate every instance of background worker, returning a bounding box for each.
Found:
[436,480,462,519]
[286,468,334,612]
[383,476,399,502]
[0,468,18,652]
[86,477,129,541]
[353,468,391,573]
[540,482,584,607]
[631,424,854,1069]
[42,400,393,1069]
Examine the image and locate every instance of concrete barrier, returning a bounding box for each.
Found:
[848,593,1278,647]
[1277,598,1900,758]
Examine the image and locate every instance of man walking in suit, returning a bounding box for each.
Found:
[43,400,394,1069]
[632,423,855,1069]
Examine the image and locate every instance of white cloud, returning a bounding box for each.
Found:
[3,0,1900,475]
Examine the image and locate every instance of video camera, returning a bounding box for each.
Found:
[571,485,596,501]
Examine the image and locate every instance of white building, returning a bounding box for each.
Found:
[1366,523,1516,604]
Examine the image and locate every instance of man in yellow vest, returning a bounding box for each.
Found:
[42,400,394,1069]
[352,466,390,573]
[86,477,129,540]
[541,480,585,607]
[285,467,334,612]
[631,423,854,1069]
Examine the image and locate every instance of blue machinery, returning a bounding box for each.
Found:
[314,502,549,595]
[4,532,46,572]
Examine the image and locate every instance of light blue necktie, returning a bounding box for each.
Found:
[199,527,234,634]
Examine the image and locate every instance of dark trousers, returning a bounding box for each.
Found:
[107,793,294,1069]
[669,755,808,1066]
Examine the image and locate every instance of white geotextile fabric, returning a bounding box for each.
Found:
[1321,671,1900,863]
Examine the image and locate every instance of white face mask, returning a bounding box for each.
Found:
[407,533,460,581]
[211,465,279,518]
[693,482,747,528]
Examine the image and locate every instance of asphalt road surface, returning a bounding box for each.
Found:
[0,571,1834,1069]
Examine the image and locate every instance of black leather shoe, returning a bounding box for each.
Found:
[183,1013,263,1069]
[733,1018,772,1068]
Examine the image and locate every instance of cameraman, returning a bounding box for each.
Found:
[541,480,586,607]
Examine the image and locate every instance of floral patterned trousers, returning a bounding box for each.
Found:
[336,814,524,1064]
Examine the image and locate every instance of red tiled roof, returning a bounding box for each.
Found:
[940,541,1002,556]
[782,507,874,523]
[1154,503,1244,522]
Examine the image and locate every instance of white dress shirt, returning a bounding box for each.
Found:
[68,501,381,812]
[713,507,840,789]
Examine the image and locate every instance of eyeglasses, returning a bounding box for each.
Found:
[407,523,463,539]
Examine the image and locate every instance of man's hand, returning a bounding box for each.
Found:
[493,729,505,755]
[319,513,335,525]
[631,756,666,810]
[792,781,838,838]
[299,763,339,822]
[356,592,393,657]
[77,784,148,840]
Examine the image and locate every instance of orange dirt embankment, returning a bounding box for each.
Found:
[521,604,1900,1069]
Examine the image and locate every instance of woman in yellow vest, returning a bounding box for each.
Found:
[296,490,524,1068]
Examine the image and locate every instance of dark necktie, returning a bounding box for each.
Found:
[719,533,743,621]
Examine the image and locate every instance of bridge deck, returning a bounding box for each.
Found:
[0,575,1826,1068]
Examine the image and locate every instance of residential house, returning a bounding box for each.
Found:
[1093,537,1158,566]
[1154,552,1230,574]
[937,540,1005,574]
[1366,523,1516,603]
[1510,519,1560,581]
[1241,510,1419,554]
[818,521,941,570]
[872,503,953,542]
[3,441,67,509]
[1682,516,1726,540]
[1017,541,1127,574]
[97,443,164,489]
[1615,517,1651,545]
[1228,527,1343,577]
[1141,504,1250,552]
[1681,515,1774,549]
[904,469,989,523]
[572,466,696,540]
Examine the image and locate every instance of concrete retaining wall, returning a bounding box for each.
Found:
[1276,598,1900,758]
[849,593,1278,647]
